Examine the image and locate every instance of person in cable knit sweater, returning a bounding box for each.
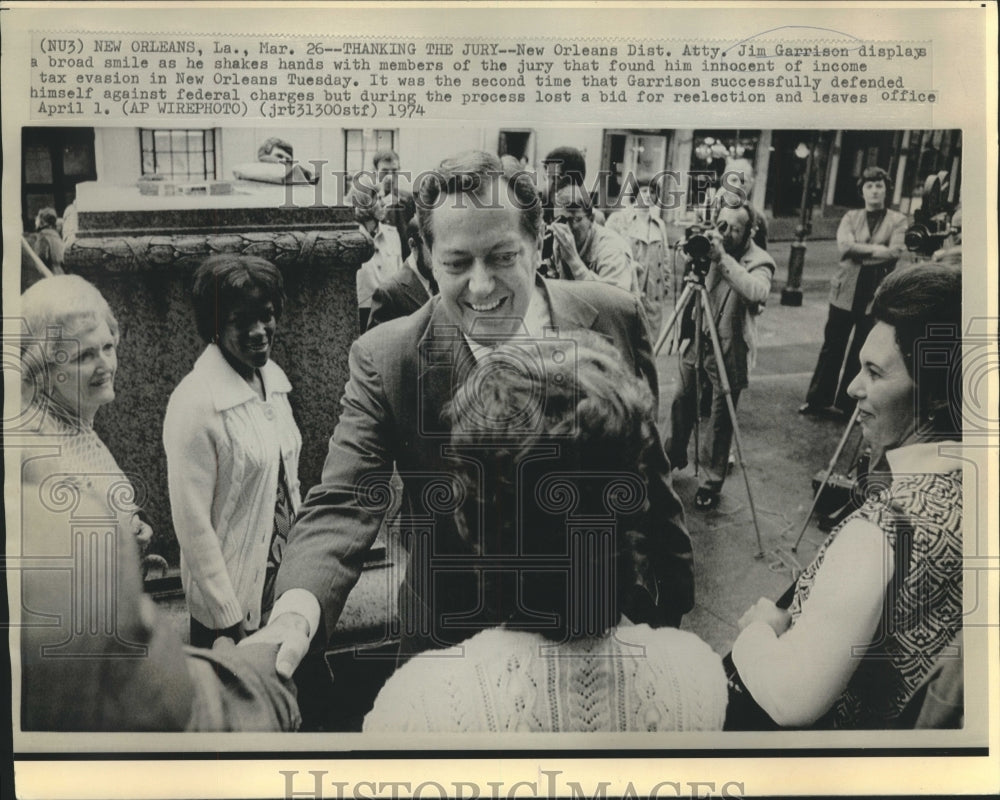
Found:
[364,334,726,732]
[164,255,302,648]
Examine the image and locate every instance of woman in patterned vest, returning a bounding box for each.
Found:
[730,263,963,728]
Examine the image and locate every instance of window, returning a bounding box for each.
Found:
[498,129,536,168]
[344,129,397,178]
[601,130,672,205]
[688,130,761,214]
[140,129,217,180]
[21,127,96,231]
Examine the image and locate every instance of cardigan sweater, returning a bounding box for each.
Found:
[363,625,727,732]
[830,207,908,313]
[163,345,302,631]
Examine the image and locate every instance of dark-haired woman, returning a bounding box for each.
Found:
[801,166,909,416]
[363,334,726,732]
[732,263,962,728]
[164,255,302,647]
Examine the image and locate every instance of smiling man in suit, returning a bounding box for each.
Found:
[247,151,694,677]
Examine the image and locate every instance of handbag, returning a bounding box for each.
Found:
[722,580,796,731]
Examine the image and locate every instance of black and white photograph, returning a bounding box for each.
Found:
[3,3,997,799]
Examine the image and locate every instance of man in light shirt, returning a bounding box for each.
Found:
[550,184,638,294]
[607,177,672,337]
[351,176,404,333]
[366,218,437,331]
[245,151,693,682]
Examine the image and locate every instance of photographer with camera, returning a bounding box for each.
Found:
[665,203,775,512]
[549,184,639,294]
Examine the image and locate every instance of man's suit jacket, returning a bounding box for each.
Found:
[276,278,694,656]
[366,262,432,331]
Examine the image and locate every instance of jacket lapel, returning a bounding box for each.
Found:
[416,301,475,437]
[400,267,431,309]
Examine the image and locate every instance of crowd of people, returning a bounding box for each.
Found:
[16,143,965,733]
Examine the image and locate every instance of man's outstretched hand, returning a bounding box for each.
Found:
[240,612,311,679]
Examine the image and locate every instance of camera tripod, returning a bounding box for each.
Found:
[653,266,765,558]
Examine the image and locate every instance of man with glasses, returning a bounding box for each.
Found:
[665,203,775,512]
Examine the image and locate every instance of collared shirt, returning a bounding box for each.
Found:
[356,223,404,308]
[608,207,669,246]
[464,284,552,362]
[555,223,638,294]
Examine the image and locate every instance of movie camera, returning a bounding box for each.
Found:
[538,225,558,278]
[905,171,959,258]
[681,221,725,278]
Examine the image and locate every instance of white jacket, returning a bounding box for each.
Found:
[163,345,302,630]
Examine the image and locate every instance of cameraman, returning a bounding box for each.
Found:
[666,203,775,511]
[550,184,638,294]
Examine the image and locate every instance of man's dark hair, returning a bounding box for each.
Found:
[373,149,399,170]
[857,165,893,194]
[871,263,962,439]
[257,137,293,161]
[416,150,542,250]
[542,146,587,188]
[445,333,655,642]
[553,184,593,218]
[191,255,285,344]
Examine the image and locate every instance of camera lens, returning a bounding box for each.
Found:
[683,233,711,259]
[904,225,927,251]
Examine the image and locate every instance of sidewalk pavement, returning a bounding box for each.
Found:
[656,253,867,656]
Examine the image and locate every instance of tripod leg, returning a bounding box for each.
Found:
[653,282,695,356]
[692,295,702,478]
[698,288,766,558]
[831,322,857,410]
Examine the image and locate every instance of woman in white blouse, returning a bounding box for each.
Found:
[730,263,963,728]
[164,255,302,647]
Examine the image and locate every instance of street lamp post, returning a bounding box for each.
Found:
[781,138,817,307]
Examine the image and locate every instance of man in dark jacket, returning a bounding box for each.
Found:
[248,151,694,677]
[366,218,437,331]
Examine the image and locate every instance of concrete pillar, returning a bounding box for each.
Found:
[752,129,771,214]
[824,130,843,211]
[64,207,371,565]
[893,130,910,208]
[668,129,694,225]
